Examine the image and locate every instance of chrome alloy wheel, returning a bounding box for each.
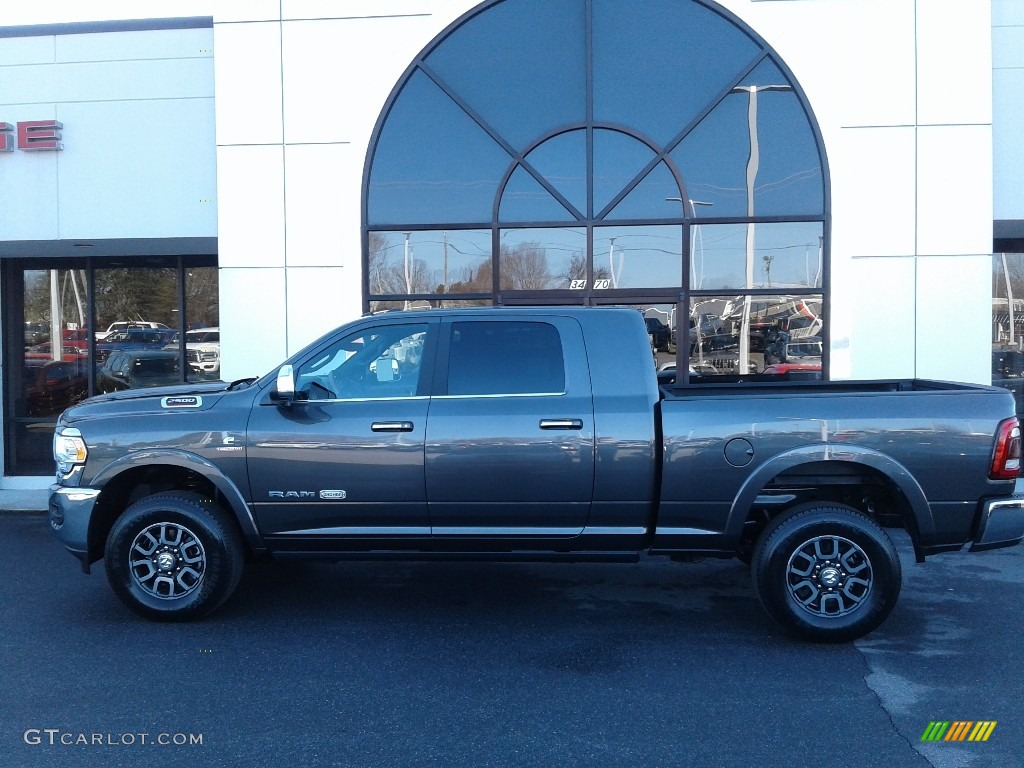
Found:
[128,522,206,600]
[786,535,872,618]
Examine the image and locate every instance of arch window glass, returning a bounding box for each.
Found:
[365,0,829,378]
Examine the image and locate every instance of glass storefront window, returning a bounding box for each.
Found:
[499,228,586,291]
[367,230,493,308]
[691,221,823,290]
[687,293,823,377]
[5,257,217,475]
[21,269,92,419]
[593,226,681,289]
[993,253,1024,414]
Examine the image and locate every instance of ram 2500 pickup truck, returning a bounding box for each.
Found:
[49,307,1024,641]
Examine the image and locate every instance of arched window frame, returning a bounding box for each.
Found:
[362,0,831,377]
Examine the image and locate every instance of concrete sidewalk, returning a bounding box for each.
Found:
[0,489,49,512]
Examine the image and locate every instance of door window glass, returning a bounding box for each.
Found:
[296,324,429,400]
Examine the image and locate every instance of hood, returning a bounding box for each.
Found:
[60,380,240,424]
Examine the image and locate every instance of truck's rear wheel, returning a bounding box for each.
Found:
[104,491,244,621]
[752,503,901,642]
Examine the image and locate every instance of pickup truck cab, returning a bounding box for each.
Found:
[49,308,1024,641]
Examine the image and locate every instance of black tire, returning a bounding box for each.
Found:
[104,491,245,621]
[752,503,901,642]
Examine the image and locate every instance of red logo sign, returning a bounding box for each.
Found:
[1,121,63,151]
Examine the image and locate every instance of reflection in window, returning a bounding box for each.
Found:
[593,226,681,289]
[368,230,493,307]
[993,254,1024,415]
[297,323,429,400]
[499,228,586,291]
[423,0,586,153]
[524,131,587,218]
[7,257,217,475]
[368,71,513,226]
[592,0,760,147]
[692,222,823,290]
[688,293,823,377]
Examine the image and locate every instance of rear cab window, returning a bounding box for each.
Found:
[445,321,566,396]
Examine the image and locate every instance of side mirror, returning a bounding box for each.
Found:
[272,364,297,406]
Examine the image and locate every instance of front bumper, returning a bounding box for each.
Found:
[971,478,1024,552]
[48,484,101,573]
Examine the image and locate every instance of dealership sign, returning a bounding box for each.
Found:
[0,121,63,151]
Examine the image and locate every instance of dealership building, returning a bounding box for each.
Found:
[0,0,1021,486]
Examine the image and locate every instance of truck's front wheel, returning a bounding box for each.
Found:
[104,492,245,621]
[752,503,901,642]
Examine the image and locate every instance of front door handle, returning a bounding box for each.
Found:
[539,419,584,430]
[371,421,414,432]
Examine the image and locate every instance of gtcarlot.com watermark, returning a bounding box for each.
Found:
[23,728,203,747]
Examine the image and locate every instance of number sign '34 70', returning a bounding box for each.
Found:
[570,279,612,289]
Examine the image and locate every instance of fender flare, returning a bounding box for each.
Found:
[727,444,936,548]
[91,448,265,551]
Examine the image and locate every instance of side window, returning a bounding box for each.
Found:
[447,321,565,396]
[295,323,429,400]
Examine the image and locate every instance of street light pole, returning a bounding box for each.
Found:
[730,83,792,370]
[403,232,412,310]
[608,236,618,289]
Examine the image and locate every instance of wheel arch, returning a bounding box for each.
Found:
[728,445,936,558]
[86,450,263,564]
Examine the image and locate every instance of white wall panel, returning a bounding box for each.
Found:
[55,98,216,239]
[281,15,438,146]
[916,0,991,126]
[917,125,992,257]
[285,266,361,353]
[915,255,991,384]
[214,0,280,23]
[216,144,285,267]
[994,68,1024,221]
[213,21,282,145]
[281,0,446,20]
[284,143,360,267]
[0,158,60,241]
[830,126,916,259]
[0,58,214,104]
[55,27,213,62]
[218,266,287,381]
[993,0,1024,26]
[847,256,917,380]
[0,35,54,66]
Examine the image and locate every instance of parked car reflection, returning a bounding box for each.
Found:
[24,360,89,416]
[95,328,176,363]
[163,327,220,379]
[23,341,89,367]
[97,350,182,393]
[763,334,822,366]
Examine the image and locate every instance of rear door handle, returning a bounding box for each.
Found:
[371,421,414,432]
[539,419,584,430]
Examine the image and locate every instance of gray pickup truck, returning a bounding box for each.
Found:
[49,307,1024,641]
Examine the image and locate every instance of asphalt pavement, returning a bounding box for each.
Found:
[2,512,1021,768]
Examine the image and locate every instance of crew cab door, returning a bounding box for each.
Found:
[246,319,436,542]
[425,316,595,535]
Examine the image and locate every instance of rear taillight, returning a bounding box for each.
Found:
[990,417,1022,480]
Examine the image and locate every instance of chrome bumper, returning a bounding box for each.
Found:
[971,478,1024,552]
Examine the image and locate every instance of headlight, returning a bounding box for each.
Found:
[53,427,88,476]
